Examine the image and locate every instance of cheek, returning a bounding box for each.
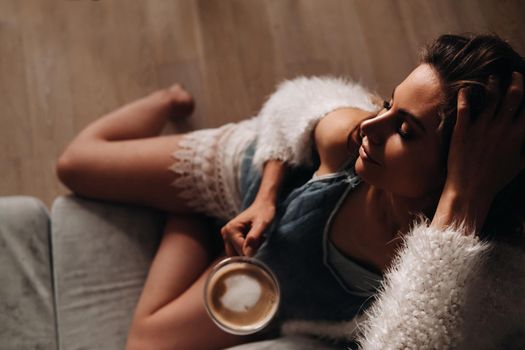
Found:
[392,148,445,196]
[396,162,435,195]
[355,143,445,197]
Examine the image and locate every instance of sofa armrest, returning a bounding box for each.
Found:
[51,195,164,350]
[0,196,57,350]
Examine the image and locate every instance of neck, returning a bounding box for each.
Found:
[364,184,441,240]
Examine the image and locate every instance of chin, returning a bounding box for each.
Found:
[354,158,374,184]
[354,161,380,188]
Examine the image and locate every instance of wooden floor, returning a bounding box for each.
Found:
[1,0,525,208]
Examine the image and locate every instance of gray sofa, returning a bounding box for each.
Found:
[0,195,338,350]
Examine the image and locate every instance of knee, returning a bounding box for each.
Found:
[56,146,88,193]
[56,151,77,190]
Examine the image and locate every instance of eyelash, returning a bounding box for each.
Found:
[382,100,412,140]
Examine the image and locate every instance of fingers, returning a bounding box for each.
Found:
[219,204,275,257]
[458,72,524,127]
[243,222,266,257]
[483,75,501,121]
[224,234,244,256]
[224,240,234,257]
[456,88,470,132]
[221,222,267,257]
[220,224,246,256]
[456,77,496,130]
[501,72,525,165]
[500,72,524,122]
[224,240,237,257]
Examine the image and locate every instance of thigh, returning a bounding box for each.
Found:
[127,215,249,350]
[131,214,217,319]
[60,134,197,213]
[136,258,251,350]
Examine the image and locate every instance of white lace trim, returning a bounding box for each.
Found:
[170,120,256,222]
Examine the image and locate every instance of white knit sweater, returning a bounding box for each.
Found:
[282,220,525,349]
[252,75,380,170]
[255,76,525,349]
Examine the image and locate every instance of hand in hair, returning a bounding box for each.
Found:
[433,72,525,232]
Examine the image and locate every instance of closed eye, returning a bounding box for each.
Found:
[382,100,413,140]
[397,122,412,140]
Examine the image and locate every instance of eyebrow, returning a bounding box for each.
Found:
[391,87,427,134]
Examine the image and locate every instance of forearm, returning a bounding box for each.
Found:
[355,220,491,349]
[254,159,288,203]
[430,185,493,234]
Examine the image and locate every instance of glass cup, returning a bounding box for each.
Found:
[203,256,280,335]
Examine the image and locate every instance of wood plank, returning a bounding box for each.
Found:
[1,0,525,207]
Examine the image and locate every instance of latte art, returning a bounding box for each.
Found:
[204,258,280,335]
[220,274,262,312]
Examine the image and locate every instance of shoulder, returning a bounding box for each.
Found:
[314,107,375,153]
[314,108,376,174]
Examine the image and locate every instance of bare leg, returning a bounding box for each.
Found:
[75,84,194,142]
[126,215,252,350]
[56,85,201,213]
[57,86,252,348]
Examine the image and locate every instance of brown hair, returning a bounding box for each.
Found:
[420,33,525,242]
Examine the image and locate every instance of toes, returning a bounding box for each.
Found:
[168,83,193,103]
[166,84,195,118]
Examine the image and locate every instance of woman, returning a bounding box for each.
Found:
[56,34,525,349]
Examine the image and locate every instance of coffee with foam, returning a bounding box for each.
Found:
[204,258,280,335]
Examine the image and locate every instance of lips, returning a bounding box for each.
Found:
[359,144,380,165]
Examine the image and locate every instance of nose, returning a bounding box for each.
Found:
[359,111,391,145]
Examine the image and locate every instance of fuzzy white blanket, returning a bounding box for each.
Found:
[282,220,525,349]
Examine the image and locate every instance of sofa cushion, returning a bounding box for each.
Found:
[0,196,57,350]
[51,195,164,350]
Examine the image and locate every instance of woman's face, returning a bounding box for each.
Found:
[355,64,447,198]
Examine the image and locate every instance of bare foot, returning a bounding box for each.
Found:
[167,83,195,119]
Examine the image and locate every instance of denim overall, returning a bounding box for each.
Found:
[239,142,384,325]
